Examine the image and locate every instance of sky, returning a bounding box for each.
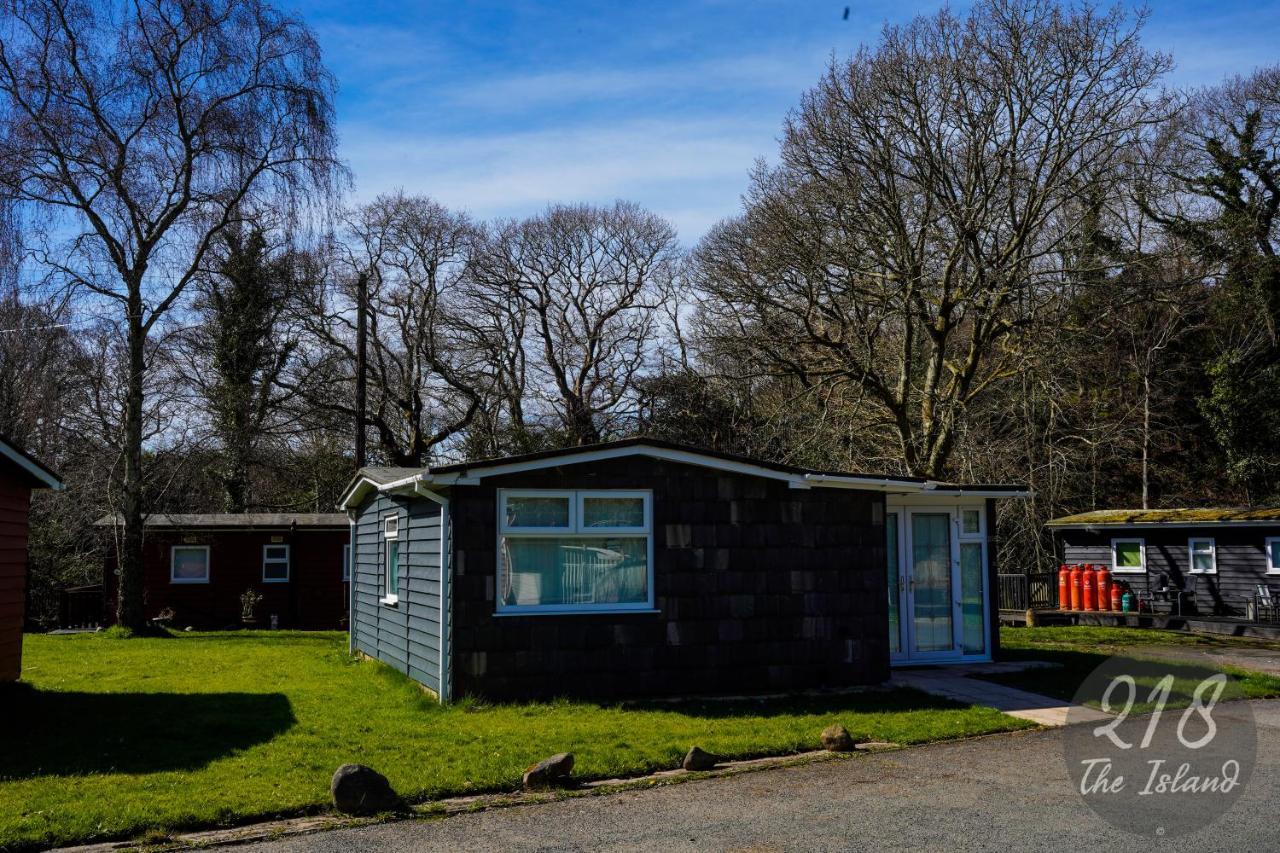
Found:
[294,1,1280,244]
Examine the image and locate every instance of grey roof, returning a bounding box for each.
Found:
[358,467,423,486]
[95,513,349,529]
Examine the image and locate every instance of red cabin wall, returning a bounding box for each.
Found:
[0,466,33,681]
[105,528,350,630]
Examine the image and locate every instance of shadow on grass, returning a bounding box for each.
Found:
[0,683,295,779]
[984,648,1276,707]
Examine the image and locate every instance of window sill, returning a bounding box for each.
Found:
[380,595,400,607]
[493,608,660,617]
[170,578,210,584]
[1110,567,1146,574]
[262,578,290,584]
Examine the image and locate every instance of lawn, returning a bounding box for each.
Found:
[990,626,1280,708]
[2,631,1029,851]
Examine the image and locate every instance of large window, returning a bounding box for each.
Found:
[1188,538,1216,575]
[1112,538,1146,574]
[498,490,653,614]
[262,544,290,583]
[170,545,210,584]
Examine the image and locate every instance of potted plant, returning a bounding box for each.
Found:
[240,588,263,627]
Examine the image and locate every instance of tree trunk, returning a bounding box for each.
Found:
[1141,366,1151,510]
[116,299,147,631]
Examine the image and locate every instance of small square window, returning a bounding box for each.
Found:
[171,546,210,584]
[263,544,290,583]
[1188,538,1216,574]
[961,509,981,535]
[1112,539,1145,573]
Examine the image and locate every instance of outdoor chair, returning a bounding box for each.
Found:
[1255,585,1278,624]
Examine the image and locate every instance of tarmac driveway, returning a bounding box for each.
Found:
[241,699,1280,853]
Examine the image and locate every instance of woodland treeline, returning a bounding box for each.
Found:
[1,0,1277,628]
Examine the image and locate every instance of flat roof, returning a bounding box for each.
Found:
[1047,508,1280,528]
[339,437,1030,509]
[95,513,349,530]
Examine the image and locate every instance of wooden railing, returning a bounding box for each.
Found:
[998,572,1059,612]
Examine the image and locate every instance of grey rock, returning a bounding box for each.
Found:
[682,746,720,771]
[821,724,855,752]
[523,752,575,789]
[331,764,400,815]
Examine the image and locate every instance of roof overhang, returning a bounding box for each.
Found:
[0,438,63,490]
[338,443,1029,509]
[1049,520,1280,531]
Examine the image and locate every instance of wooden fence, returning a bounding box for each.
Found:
[998,572,1059,612]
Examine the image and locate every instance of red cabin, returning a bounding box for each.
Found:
[0,434,64,681]
[100,514,351,630]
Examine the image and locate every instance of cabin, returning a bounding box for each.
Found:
[338,438,1026,701]
[100,514,351,630]
[0,435,64,681]
[1047,508,1280,617]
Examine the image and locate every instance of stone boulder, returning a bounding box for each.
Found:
[821,724,855,752]
[523,752,575,789]
[681,746,721,771]
[331,763,401,815]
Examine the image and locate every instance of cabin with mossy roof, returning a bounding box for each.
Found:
[1047,508,1280,618]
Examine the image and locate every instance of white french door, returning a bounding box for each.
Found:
[887,505,990,664]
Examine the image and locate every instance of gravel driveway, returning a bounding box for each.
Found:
[239,699,1280,853]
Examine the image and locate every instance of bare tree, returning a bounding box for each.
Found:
[694,0,1171,478]
[470,202,681,446]
[296,194,483,466]
[0,0,340,629]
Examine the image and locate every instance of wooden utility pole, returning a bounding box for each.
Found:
[354,272,368,469]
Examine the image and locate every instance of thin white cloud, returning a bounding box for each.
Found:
[340,115,777,241]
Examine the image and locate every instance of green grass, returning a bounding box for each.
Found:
[989,626,1280,709]
[1,631,1029,851]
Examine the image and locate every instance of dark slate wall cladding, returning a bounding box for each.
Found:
[1060,526,1280,616]
[352,492,444,694]
[448,456,889,701]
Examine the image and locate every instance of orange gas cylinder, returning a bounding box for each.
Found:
[1110,582,1125,611]
[1058,565,1071,611]
[1069,565,1083,611]
[1082,564,1097,611]
[1096,566,1112,611]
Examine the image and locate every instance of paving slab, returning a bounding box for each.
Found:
[891,667,1111,726]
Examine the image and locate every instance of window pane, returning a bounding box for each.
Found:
[962,509,981,535]
[387,540,400,595]
[505,496,570,528]
[582,496,645,529]
[886,513,900,654]
[911,513,952,652]
[264,561,288,580]
[1192,552,1214,573]
[1115,541,1143,568]
[1271,543,1280,570]
[265,545,288,560]
[173,548,208,580]
[500,537,648,607]
[960,542,985,654]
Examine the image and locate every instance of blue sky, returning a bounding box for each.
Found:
[295,1,1280,243]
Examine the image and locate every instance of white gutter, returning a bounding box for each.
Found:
[0,441,63,490]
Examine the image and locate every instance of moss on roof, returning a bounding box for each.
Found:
[1047,507,1280,526]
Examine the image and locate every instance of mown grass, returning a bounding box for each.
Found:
[1,631,1029,851]
[990,626,1280,709]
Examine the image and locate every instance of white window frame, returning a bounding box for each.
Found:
[381,513,401,606]
[170,545,210,584]
[497,489,655,615]
[957,506,985,539]
[500,490,576,534]
[1187,537,1216,575]
[262,544,290,583]
[1111,538,1146,574]
[1267,538,1280,575]
[342,543,351,582]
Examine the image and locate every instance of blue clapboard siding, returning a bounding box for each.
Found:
[351,492,444,695]
[1059,525,1280,616]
